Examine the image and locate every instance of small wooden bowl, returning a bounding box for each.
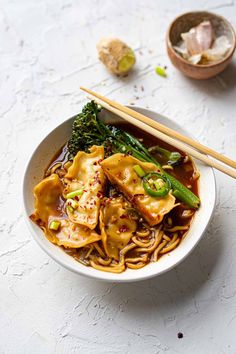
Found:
[166,11,236,79]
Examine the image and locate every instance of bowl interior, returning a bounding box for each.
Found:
[23,106,216,282]
[169,11,235,61]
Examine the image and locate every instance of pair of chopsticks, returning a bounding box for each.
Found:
[80,86,236,179]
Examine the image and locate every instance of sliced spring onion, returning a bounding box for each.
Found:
[68,199,78,209]
[67,206,74,213]
[49,220,61,231]
[65,189,83,199]
[133,164,146,177]
[155,66,167,77]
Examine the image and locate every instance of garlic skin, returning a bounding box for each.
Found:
[181,21,214,55]
[204,35,232,62]
[97,38,136,75]
[195,21,214,52]
[174,20,232,65]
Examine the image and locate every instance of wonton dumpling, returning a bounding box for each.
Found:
[64,146,105,229]
[47,217,101,248]
[101,154,177,226]
[100,196,137,260]
[31,173,101,248]
[33,173,63,224]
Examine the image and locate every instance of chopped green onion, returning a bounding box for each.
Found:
[67,206,74,213]
[65,189,83,199]
[49,220,61,231]
[155,66,167,77]
[133,164,146,177]
[68,199,78,209]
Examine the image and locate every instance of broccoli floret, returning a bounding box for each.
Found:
[68,101,105,158]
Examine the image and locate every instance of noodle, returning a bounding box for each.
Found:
[93,243,106,258]
[170,232,178,243]
[152,240,168,261]
[63,161,72,170]
[164,225,189,232]
[90,243,137,273]
[90,260,125,273]
[119,243,137,265]
[125,254,148,263]
[126,262,146,269]
[135,227,163,253]
[75,257,90,266]
[136,229,150,237]
[160,238,180,254]
[163,234,171,242]
[85,245,94,258]
[97,257,112,266]
[132,236,153,248]
[50,163,62,174]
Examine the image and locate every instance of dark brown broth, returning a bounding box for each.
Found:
[46,143,70,175]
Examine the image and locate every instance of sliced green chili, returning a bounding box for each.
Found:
[143,172,171,197]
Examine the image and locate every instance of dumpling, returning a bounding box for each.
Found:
[32,173,64,225]
[101,153,177,226]
[47,217,101,248]
[64,145,105,229]
[30,173,101,248]
[100,196,137,260]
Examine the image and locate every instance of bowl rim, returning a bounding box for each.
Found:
[22,105,216,282]
[166,10,236,69]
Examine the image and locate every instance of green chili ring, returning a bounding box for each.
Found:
[143,172,171,198]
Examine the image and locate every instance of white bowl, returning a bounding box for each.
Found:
[23,106,216,282]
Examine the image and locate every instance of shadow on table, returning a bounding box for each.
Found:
[181,61,236,97]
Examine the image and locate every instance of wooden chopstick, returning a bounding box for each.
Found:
[80,86,236,170]
[82,90,236,179]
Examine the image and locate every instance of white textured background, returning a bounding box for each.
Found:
[1,0,236,353]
